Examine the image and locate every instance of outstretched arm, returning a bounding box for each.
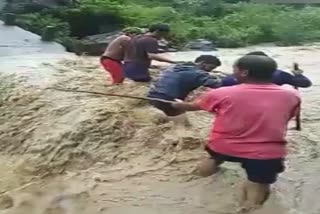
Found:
[143,39,175,64]
[148,53,175,63]
[172,100,202,112]
[289,73,312,88]
[220,75,239,87]
[278,70,312,88]
[172,89,222,113]
[198,73,222,88]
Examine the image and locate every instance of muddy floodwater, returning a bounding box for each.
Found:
[0,22,320,214]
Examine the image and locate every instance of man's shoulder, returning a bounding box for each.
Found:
[203,85,239,97]
[278,86,300,98]
[118,35,130,41]
[216,84,243,92]
[138,35,158,43]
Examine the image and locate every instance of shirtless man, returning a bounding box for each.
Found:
[100,27,143,84]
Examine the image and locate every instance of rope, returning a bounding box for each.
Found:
[46,87,175,104]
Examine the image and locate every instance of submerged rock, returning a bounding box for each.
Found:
[185,39,217,51]
[74,31,121,56]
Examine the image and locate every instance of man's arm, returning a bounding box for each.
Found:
[197,73,222,88]
[172,89,222,113]
[171,101,202,112]
[220,75,239,87]
[143,38,175,63]
[279,70,312,88]
[148,53,175,63]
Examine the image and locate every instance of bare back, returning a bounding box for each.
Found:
[103,35,131,61]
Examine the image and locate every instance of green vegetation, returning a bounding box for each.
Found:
[4,0,320,49]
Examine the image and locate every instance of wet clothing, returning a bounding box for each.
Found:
[100,56,124,84]
[122,62,151,82]
[101,35,131,84]
[149,94,183,116]
[206,147,284,184]
[221,69,312,88]
[123,35,159,82]
[195,84,300,160]
[148,63,221,100]
[148,63,221,116]
[102,35,131,61]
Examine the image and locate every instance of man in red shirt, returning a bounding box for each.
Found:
[172,55,300,211]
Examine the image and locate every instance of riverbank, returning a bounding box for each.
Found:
[1,39,320,213]
[3,1,320,54]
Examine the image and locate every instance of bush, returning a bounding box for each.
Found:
[48,0,126,37]
[121,5,178,27]
[16,13,70,39]
[10,0,320,49]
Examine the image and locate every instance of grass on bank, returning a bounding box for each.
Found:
[5,0,320,49]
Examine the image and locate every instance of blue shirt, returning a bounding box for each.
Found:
[221,70,312,88]
[148,63,221,100]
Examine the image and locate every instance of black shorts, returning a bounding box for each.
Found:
[205,147,285,184]
[148,93,184,116]
[149,100,182,116]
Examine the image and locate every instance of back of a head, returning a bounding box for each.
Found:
[246,51,268,57]
[149,23,170,33]
[194,55,221,66]
[235,55,277,82]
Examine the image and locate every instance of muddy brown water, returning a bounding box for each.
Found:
[1,22,320,214]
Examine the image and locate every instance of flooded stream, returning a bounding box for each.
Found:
[0,21,319,214]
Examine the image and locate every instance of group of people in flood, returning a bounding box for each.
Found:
[100,23,312,212]
[100,24,176,84]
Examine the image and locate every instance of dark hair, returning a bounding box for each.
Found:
[149,24,170,33]
[235,55,277,81]
[195,55,221,66]
[246,51,268,56]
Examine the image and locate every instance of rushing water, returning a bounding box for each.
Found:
[166,46,320,214]
[1,20,320,214]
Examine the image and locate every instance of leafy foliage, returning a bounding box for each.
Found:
[8,0,320,48]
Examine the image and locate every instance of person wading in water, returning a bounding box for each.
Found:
[100,27,143,84]
[221,51,312,88]
[123,23,178,82]
[171,55,301,211]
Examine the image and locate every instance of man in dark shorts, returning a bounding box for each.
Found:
[171,55,300,211]
[123,24,176,82]
[147,55,222,117]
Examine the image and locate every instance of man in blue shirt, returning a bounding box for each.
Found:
[221,51,312,88]
[148,55,222,116]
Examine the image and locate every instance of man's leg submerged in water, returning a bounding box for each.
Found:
[100,58,124,84]
[150,100,191,126]
[194,150,224,177]
[168,113,191,127]
[239,159,283,212]
[194,150,280,212]
[239,181,270,212]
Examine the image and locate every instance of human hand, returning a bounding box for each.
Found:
[292,63,304,75]
[171,99,185,109]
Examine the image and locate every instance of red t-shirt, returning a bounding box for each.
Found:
[196,84,300,159]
